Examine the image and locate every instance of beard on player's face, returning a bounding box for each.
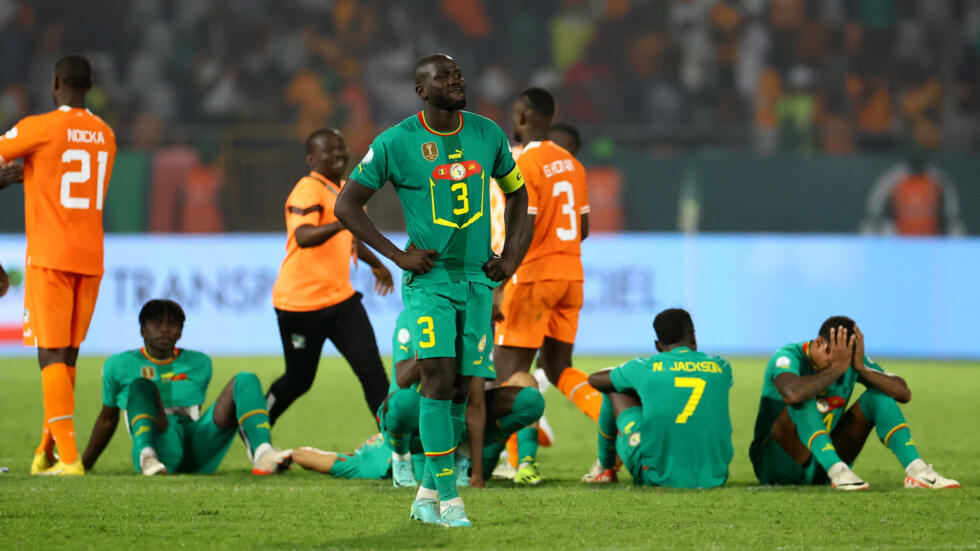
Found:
[430,91,466,111]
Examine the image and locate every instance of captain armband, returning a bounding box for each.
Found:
[496,164,525,194]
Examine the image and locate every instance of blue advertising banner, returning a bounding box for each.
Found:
[1,234,977,358]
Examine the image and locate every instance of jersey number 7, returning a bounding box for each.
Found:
[673,377,706,424]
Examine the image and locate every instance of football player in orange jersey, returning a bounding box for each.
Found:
[493,88,598,483]
[0,56,117,475]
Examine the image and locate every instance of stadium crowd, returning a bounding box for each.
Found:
[1,0,978,154]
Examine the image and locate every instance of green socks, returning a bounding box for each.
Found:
[517,427,539,464]
[383,388,421,454]
[233,372,272,456]
[597,396,617,469]
[420,396,458,500]
[786,401,843,472]
[127,378,160,454]
[859,388,921,468]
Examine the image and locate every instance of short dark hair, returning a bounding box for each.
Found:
[549,122,581,151]
[139,299,186,328]
[54,56,92,90]
[653,308,694,346]
[818,315,856,341]
[520,87,555,117]
[305,128,340,154]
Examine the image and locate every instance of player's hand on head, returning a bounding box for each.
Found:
[828,326,853,372]
[372,265,394,296]
[851,324,865,369]
[396,244,438,274]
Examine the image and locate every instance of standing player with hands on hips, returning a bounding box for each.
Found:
[335,54,529,528]
[0,56,116,475]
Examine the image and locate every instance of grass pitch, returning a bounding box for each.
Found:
[1,355,978,550]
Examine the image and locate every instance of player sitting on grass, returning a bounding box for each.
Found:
[372,311,546,488]
[586,308,733,488]
[82,299,292,476]
[749,316,960,490]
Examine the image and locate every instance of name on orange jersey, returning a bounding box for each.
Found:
[66,128,106,144]
[542,159,575,178]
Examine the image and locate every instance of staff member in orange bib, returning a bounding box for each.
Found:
[269,128,393,425]
[0,56,117,475]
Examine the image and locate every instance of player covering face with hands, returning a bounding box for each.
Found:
[750,317,960,490]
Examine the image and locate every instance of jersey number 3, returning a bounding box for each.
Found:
[61,148,108,210]
[674,377,706,424]
[552,180,577,241]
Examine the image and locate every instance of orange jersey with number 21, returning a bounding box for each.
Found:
[0,106,116,275]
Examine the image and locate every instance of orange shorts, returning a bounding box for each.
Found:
[23,266,102,348]
[495,279,583,349]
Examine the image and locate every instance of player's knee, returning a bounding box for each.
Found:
[389,389,421,419]
[505,371,537,389]
[233,371,262,395]
[128,377,157,397]
[513,387,545,425]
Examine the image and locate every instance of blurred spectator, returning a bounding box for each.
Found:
[862,151,966,236]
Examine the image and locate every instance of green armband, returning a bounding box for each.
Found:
[496,164,525,194]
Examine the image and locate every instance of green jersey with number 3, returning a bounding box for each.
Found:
[751,341,885,450]
[609,346,733,488]
[352,111,519,284]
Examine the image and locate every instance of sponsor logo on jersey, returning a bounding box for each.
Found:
[448,148,464,160]
[421,142,438,161]
[623,421,636,434]
[141,366,156,379]
[66,128,106,144]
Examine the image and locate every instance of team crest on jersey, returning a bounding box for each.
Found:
[449,163,468,181]
[421,142,438,162]
[478,334,487,353]
[291,333,306,350]
[629,432,641,447]
[141,366,156,379]
[816,396,846,413]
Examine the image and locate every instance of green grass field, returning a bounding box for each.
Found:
[1,355,979,550]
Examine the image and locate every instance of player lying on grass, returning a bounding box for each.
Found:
[291,368,544,488]
[586,308,733,488]
[82,299,292,475]
[749,316,959,490]
[342,310,545,489]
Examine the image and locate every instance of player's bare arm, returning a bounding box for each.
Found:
[774,326,854,404]
[0,162,23,190]
[580,212,590,241]
[0,262,8,298]
[491,284,506,323]
[587,368,615,392]
[81,405,120,471]
[293,447,339,473]
[484,185,529,281]
[356,240,394,296]
[335,181,438,274]
[850,325,911,403]
[293,220,345,248]
[465,377,488,488]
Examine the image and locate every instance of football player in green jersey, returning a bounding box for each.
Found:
[375,309,545,488]
[81,300,292,476]
[750,316,960,490]
[587,308,733,488]
[335,54,530,527]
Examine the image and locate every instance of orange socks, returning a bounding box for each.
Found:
[40,363,78,464]
[35,366,76,458]
[556,367,602,422]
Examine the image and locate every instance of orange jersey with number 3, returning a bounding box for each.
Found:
[514,140,588,282]
[0,106,116,275]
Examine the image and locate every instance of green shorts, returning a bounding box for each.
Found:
[130,406,236,474]
[614,407,649,484]
[401,280,495,379]
[749,438,828,486]
[329,434,393,480]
